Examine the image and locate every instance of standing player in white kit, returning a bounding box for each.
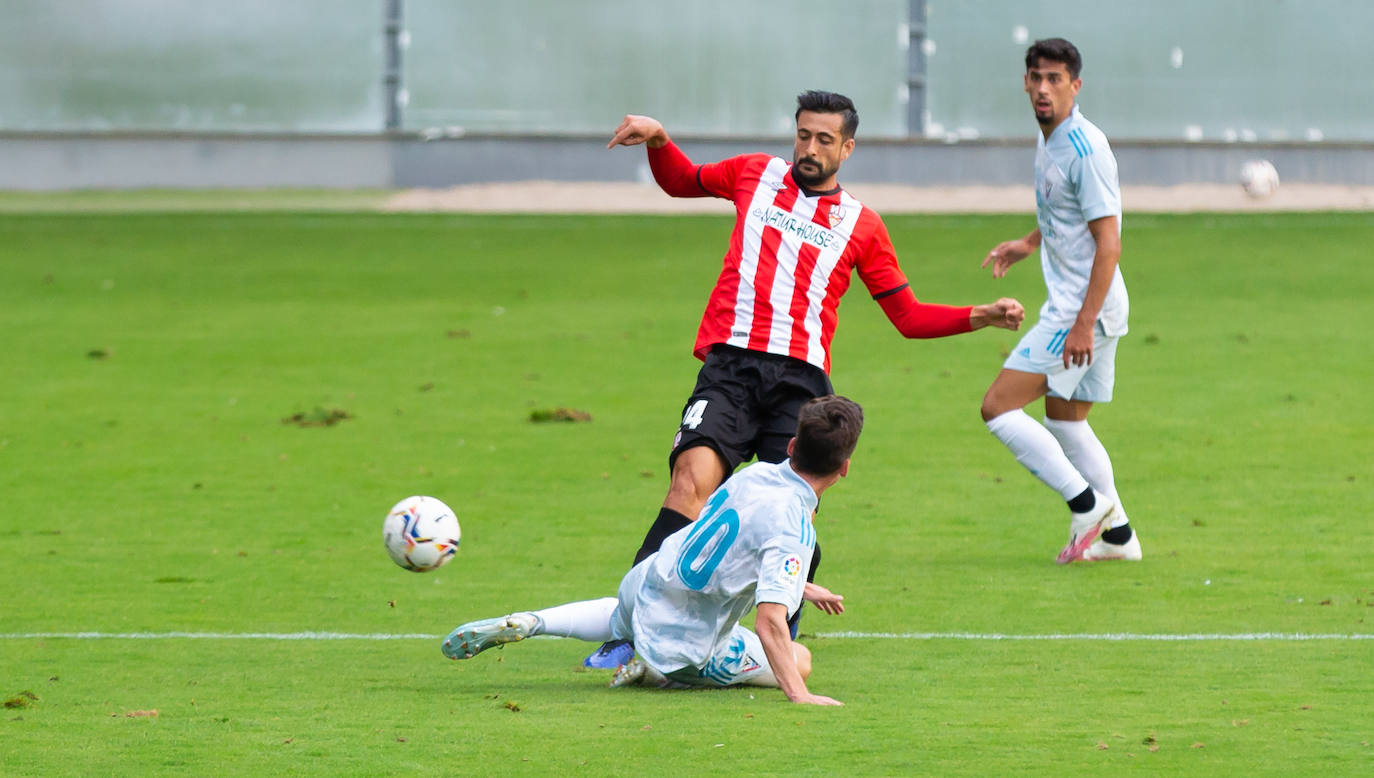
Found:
[979,38,1141,564]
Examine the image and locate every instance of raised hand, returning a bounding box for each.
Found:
[607,114,668,149]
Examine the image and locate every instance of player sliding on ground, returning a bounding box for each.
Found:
[586,90,1026,669]
[442,396,863,706]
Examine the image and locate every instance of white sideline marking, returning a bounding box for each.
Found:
[816,632,1374,641]
[2,631,1371,641]
[1,632,440,640]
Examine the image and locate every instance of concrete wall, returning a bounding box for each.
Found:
[3,132,1371,191]
[2,133,393,190]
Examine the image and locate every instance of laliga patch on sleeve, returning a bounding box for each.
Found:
[782,556,802,577]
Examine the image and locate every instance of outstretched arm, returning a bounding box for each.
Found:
[862,218,1023,337]
[755,602,842,705]
[876,287,1024,337]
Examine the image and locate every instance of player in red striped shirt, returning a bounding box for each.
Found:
[584,91,1024,668]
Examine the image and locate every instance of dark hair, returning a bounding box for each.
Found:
[795,90,859,140]
[1025,38,1082,79]
[791,395,864,476]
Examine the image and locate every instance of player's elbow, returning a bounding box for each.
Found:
[649,167,708,199]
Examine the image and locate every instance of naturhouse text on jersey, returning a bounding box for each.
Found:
[750,205,844,250]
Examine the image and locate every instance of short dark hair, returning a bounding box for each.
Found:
[795,90,859,140]
[791,395,864,476]
[1025,38,1082,79]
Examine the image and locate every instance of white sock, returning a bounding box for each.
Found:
[1044,417,1130,528]
[530,597,618,642]
[986,409,1090,502]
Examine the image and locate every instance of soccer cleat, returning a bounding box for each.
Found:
[584,638,634,669]
[441,612,540,660]
[1055,490,1117,565]
[609,657,672,689]
[609,657,647,688]
[1081,531,1143,562]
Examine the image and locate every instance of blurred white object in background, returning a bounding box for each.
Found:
[1240,159,1280,199]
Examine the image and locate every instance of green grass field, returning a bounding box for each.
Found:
[2,210,1371,776]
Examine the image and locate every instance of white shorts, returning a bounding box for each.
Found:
[1003,319,1119,402]
[664,626,775,688]
[610,560,776,688]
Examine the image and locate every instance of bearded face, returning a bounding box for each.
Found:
[791,111,853,190]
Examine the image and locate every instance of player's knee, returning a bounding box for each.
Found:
[979,394,1003,422]
[665,470,708,513]
[666,448,724,507]
[792,642,813,680]
[980,383,1026,422]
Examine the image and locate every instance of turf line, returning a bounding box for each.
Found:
[1,632,438,640]
[2,631,1371,641]
[817,631,1374,641]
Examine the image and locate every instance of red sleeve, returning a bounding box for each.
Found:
[646,140,753,199]
[859,212,973,338]
[876,286,974,339]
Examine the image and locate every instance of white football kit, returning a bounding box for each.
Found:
[611,459,816,686]
[1004,104,1129,401]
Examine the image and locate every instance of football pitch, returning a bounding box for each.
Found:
[2,209,1371,776]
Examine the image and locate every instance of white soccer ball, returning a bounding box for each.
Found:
[1240,159,1280,199]
[383,495,461,572]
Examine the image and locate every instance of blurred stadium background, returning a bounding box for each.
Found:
[2,0,1371,195]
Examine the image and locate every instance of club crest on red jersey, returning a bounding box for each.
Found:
[827,204,847,228]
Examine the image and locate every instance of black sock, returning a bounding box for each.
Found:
[1100,523,1133,545]
[632,507,693,566]
[1066,487,1095,514]
[788,542,821,638]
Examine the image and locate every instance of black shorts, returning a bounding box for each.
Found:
[670,344,834,472]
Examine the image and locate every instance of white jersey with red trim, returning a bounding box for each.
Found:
[690,153,909,373]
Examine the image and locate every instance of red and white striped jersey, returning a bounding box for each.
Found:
[648,141,972,374]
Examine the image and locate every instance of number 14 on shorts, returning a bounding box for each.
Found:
[682,399,709,430]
